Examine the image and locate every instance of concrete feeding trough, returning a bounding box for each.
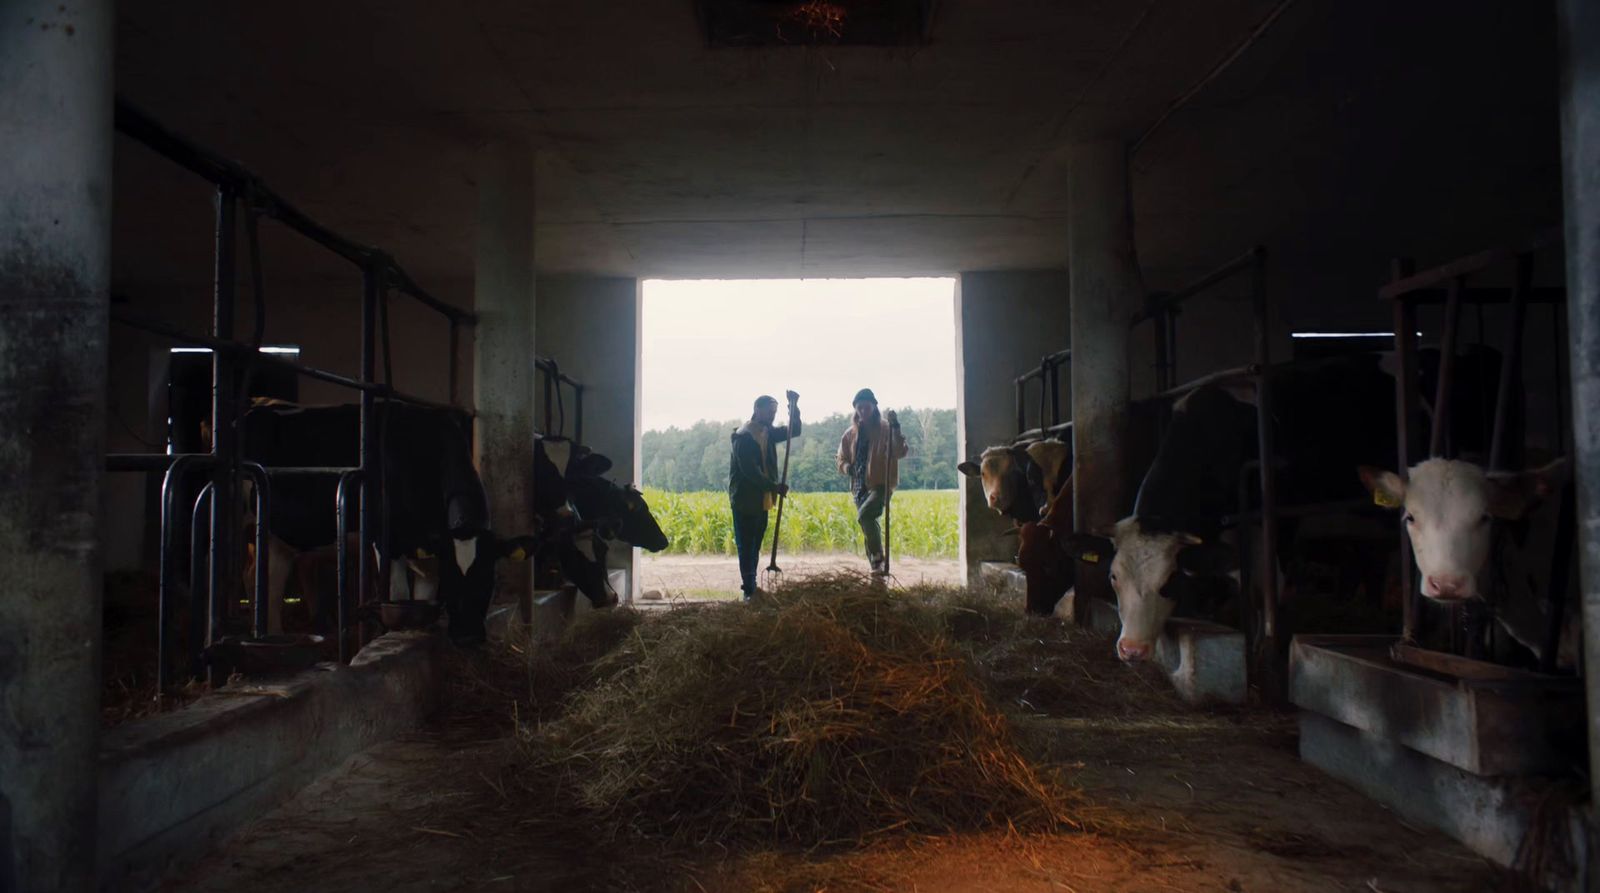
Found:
[98,632,440,890]
[978,560,1247,705]
[1291,634,1588,888]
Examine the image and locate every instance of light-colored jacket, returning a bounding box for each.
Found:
[837,416,909,491]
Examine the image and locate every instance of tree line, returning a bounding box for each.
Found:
[641,408,958,493]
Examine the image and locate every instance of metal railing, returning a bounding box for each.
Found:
[1128,247,1286,679]
[1013,349,1071,444]
[1381,228,1571,668]
[536,356,585,443]
[108,99,477,695]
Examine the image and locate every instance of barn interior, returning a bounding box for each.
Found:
[5,1,1600,891]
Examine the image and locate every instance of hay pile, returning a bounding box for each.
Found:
[518,574,1077,847]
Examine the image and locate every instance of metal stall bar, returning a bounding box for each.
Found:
[335,471,363,663]
[1249,248,1280,659]
[359,266,380,655]
[1430,276,1466,458]
[111,102,479,694]
[534,357,585,441]
[188,482,214,679]
[1013,349,1071,442]
[1390,259,1421,642]
[158,455,214,695]
[1489,256,1534,473]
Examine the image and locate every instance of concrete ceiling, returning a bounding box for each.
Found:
[112,1,1563,306]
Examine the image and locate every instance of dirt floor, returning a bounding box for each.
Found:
[639,552,962,600]
[164,628,1504,893]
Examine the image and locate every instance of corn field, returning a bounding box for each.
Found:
[641,488,959,559]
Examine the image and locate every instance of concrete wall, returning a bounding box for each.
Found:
[533,275,642,595]
[954,270,1072,581]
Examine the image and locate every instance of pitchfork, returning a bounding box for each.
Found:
[763,394,796,589]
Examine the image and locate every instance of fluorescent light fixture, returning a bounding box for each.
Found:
[1290,332,1423,339]
[170,346,300,354]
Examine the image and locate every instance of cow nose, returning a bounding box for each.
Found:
[1426,574,1470,600]
[1117,639,1152,662]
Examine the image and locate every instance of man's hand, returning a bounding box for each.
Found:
[785,389,800,405]
[885,409,899,428]
[774,483,790,497]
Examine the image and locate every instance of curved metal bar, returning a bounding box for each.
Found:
[159,454,214,694]
[335,470,364,663]
[188,481,215,680]
[239,462,272,637]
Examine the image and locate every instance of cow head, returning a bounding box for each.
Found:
[566,477,670,552]
[959,446,1032,516]
[434,530,538,645]
[1062,518,1235,663]
[1359,458,1565,601]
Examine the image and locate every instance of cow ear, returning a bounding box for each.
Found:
[1486,458,1568,520]
[1177,541,1237,577]
[957,461,980,478]
[1061,532,1114,565]
[1358,466,1406,510]
[498,535,538,562]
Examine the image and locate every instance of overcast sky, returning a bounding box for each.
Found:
[641,278,957,432]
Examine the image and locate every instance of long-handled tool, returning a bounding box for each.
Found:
[764,394,796,585]
[883,409,900,580]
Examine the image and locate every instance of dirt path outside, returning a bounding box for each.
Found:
[639,551,962,602]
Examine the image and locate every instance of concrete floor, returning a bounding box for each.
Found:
[164,695,1500,892]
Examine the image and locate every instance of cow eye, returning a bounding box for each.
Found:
[1404,513,1415,526]
[1109,572,1118,584]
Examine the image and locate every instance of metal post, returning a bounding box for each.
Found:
[359,267,379,651]
[1015,375,1027,437]
[1391,258,1421,642]
[448,319,460,407]
[1489,255,1533,472]
[1249,248,1281,692]
[209,183,240,672]
[1430,276,1465,458]
[574,383,585,446]
[158,455,211,693]
[1556,0,1600,814]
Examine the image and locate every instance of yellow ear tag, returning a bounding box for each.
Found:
[1081,551,1100,564]
[510,547,528,561]
[415,548,433,559]
[1373,490,1401,509]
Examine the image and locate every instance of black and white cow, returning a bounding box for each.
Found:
[241,400,534,646]
[1061,357,1401,662]
[1360,457,1575,668]
[529,433,669,606]
[958,440,1071,525]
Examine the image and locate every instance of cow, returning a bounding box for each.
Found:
[1014,472,1076,616]
[1060,356,1402,662]
[1359,457,1575,668]
[529,433,670,607]
[240,400,534,646]
[958,439,1071,525]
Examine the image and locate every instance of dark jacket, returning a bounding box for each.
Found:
[728,414,801,515]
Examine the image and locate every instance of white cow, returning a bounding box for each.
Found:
[1359,457,1575,667]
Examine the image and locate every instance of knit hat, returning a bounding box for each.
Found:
[852,388,877,405]
[754,394,778,410]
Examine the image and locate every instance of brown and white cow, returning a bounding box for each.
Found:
[958,440,1070,525]
[1360,457,1575,667]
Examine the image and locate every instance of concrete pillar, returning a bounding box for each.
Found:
[1556,0,1600,817]
[1067,141,1141,623]
[0,2,113,890]
[473,141,536,603]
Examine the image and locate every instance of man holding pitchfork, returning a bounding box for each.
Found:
[728,390,801,600]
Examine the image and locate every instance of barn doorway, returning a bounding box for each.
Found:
[638,278,960,602]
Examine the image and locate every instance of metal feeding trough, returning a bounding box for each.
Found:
[377,601,442,630]
[208,634,328,676]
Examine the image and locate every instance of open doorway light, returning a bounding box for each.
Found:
[638,278,959,600]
